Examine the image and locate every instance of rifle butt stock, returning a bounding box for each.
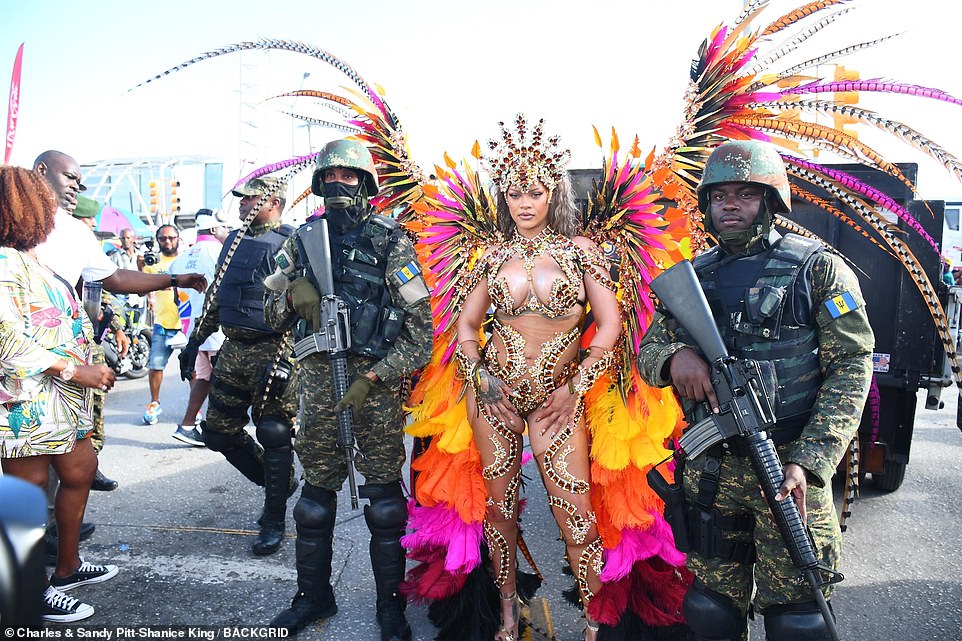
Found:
[649,261,728,363]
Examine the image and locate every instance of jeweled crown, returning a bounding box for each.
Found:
[484,114,570,193]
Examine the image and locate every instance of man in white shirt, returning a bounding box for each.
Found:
[34,151,208,295]
[32,150,208,550]
[169,210,231,446]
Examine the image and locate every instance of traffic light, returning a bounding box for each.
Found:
[832,65,859,138]
[170,180,181,213]
[149,181,159,214]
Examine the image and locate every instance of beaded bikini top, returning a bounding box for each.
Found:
[484,227,615,319]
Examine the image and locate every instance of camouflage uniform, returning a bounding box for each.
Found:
[264,211,431,641]
[89,345,106,453]
[89,294,127,454]
[263,228,432,490]
[638,240,873,638]
[193,221,299,448]
[192,219,300,556]
[195,330,298,447]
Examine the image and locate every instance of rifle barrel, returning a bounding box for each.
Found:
[330,353,359,509]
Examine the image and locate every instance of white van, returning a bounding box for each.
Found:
[943,202,962,266]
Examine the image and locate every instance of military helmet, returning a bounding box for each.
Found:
[311,139,379,197]
[697,140,791,215]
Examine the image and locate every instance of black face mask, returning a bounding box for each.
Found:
[324,181,368,232]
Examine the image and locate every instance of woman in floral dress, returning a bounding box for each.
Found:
[0,166,117,622]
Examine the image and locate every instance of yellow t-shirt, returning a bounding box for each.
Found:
[145,254,181,330]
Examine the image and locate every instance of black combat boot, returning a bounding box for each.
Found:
[364,483,412,641]
[252,445,293,555]
[270,485,338,633]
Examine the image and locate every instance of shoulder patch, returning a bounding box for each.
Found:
[393,259,430,304]
[392,260,422,285]
[824,291,859,318]
[273,247,296,275]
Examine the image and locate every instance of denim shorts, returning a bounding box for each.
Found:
[149,325,182,371]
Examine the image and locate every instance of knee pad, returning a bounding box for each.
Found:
[683,580,746,641]
[764,601,834,641]
[361,482,407,534]
[202,430,247,454]
[294,484,337,530]
[255,415,293,449]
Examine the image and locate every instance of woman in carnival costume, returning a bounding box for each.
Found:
[453,116,622,641]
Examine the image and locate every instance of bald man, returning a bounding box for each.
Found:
[34,150,208,295]
[33,150,208,556]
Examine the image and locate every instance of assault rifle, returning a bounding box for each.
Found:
[648,260,841,640]
[291,219,360,509]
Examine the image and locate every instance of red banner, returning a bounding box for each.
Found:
[5,43,24,165]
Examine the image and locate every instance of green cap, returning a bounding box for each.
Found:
[232,176,288,198]
[73,195,101,219]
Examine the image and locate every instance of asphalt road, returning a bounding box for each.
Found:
[49,358,962,640]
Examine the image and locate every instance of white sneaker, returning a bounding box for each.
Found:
[41,585,95,623]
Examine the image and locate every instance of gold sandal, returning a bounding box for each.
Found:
[495,591,520,641]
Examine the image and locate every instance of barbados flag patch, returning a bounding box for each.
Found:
[824,291,858,318]
[393,261,421,284]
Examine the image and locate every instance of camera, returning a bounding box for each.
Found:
[143,238,159,267]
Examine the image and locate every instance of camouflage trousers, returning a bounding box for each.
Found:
[205,337,299,451]
[295,353,406,492]
[90,344,106,454]
[683,445,841,637]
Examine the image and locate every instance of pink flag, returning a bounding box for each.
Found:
[5,44,24,165]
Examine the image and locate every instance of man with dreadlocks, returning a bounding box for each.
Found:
[637,140,874,641]
[180,176,300,557]
[262,139,432,640]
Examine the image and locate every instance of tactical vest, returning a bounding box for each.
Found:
[683,233,824,431]
[217,225,294,333]
[299,214,405,359]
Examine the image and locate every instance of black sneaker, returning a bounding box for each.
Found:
[41,585,94,623]
[50,560,119,591]
[172,425,205,447]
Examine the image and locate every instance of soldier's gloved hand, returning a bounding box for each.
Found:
[179,340,200,381]
[288,277,320,330]
[333,377,374,417]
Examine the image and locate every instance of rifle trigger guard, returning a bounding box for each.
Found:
[817,565,844,587]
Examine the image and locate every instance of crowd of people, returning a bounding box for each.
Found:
[0,133,872,641]
[0,151,208,624]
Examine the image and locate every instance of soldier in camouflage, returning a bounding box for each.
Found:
[87,292,129,491]
[73,198,124,491]
[180,176,300,557]
[264,139,432,641]
[637,140,873,641]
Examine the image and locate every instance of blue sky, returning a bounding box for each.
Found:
[4,0,962,204]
